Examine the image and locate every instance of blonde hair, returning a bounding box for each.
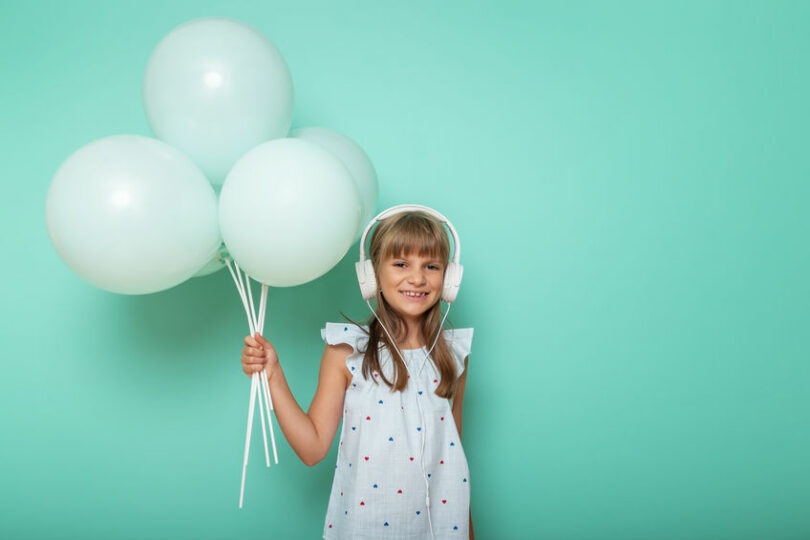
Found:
[343,211,458,398]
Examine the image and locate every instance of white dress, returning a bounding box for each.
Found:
[320,322,474,539]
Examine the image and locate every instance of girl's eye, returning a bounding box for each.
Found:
[393,262,406,268]
[427,265,440,270]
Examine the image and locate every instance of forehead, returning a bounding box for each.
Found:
[385,250,442,262]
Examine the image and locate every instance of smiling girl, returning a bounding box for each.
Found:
[241,206,474,539]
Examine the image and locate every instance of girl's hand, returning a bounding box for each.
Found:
[241,333,279,377]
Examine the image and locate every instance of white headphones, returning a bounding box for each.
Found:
[355,204,464,303]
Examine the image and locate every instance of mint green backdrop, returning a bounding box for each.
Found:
[1,1,808,538]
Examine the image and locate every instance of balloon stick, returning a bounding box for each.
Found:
[235,261,257,334]
[245,273,270,468]
[256,371,271,468]
[261,366,278,464]
[243,267,259,337]
[227,259,280,507]
[239,373,258,509]
[225,259,255,336]
[258,283,268,331]
[257,284,278,463]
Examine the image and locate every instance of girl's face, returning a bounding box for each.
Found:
[378,252,444,322]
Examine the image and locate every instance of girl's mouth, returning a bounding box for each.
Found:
[400,291,428,302]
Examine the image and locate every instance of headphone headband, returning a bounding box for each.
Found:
[357,204,461,264]
[355,203,463,303]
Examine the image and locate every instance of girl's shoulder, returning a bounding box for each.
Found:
[443,327,474,377]
[321,322,369,375]
[443,327,474,347]
[321,322,370,355]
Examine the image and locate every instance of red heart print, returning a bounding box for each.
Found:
[360,501,365,506]
[366,416,371,420]
[364,456,369,461]
[329,524,332,528]
[409,457,414,461]
[440,417,444,421]
[433,379,438,383]
[442,500,447,504]
[440,460,444,464]
[340,492,343,496]
[397,489,402,494]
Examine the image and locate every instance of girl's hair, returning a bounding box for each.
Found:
[343,210,458,398]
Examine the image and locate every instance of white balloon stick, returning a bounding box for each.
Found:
[239,373,258,509]
[228,261,280,507]
[263,370,274,412]
[243,270,259,338]
[256,371,271,468]
[245,272,278,467]
[259,370,278,467]
[258,284,268,332]
[245,273,270,467]
[234,262,258,335]
[225,259,255,336]
[228,259,273,506]
[258,285,273,411]
[260,368,278,464]
[241,271,272,467]
[255,282,278,463]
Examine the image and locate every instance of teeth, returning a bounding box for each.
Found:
[403,291,426,297]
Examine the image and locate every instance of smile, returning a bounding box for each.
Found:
[400,291,429,301]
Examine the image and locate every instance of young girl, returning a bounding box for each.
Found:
[240,207,474,539]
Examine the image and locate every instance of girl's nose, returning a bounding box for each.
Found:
[407,270,426,284]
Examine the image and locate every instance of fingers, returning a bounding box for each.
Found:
[244,335,261,348]
[245,333,274,350]
[241,357,266,375]
[241,334,274,378]
[242,344,264,357]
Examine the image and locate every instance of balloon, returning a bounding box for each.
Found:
[290,127,378,239]
[143,17,293,186]
[219,138,362,287]
[45,135,221,294]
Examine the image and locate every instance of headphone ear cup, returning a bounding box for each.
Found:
[442,262,463,303]
[356,259,377,301]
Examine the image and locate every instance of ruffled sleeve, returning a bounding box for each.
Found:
[321,322,369,371]
[443,327,473,377]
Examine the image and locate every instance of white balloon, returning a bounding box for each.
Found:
[45,135,221,294]
[143,17,293,185]
[219,138,362,287]
[290,127,379,238]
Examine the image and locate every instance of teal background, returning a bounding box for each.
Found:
[1,1,809,538]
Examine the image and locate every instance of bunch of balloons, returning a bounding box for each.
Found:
[46,17,378,295]
[44,17,379,508]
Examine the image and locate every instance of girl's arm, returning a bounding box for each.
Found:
[243,334,351,467]
[451,356,474,540]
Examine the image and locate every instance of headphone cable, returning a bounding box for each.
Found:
[365,299,452,540]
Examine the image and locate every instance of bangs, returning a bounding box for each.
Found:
[375,212,450,263]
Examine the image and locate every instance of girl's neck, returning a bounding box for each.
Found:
[396,316,425,350]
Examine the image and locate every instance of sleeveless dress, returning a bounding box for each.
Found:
[320,322,474,539]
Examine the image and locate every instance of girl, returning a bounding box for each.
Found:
[240,207,474,539]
